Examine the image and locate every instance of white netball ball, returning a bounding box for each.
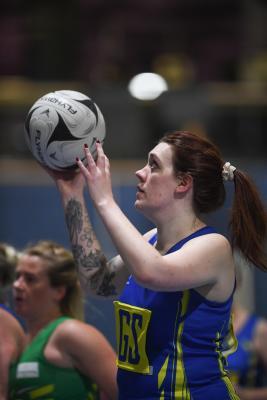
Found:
[24,90,106,170]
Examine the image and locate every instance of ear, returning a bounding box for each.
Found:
[175,174,193,193]
[53,285,67,303]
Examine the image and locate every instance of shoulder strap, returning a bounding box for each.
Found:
[28,316,71,354]
[149,226,217,253]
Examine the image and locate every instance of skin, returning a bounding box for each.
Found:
[46,141,236,304]
[13,254,117,400]
[0,306,25,400]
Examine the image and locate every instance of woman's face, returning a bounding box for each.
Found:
[13,254,61,320]
[135,142,178,216]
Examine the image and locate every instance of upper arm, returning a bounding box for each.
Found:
[138,233,233,292]
[0,310,25,398]
[59,321,117,400]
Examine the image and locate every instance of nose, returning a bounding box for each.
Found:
[135,165,147,181]
[13,275,23,290]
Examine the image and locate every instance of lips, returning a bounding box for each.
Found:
[137,185,145,193]
[14,295,24,305]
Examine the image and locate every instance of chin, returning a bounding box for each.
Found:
[135,200,149,217]
[134,199,143,211]
[14,304,26,318]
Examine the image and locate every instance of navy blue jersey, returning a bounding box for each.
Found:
[114,226,239,399]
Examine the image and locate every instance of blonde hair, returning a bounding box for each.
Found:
[23,240,84,320]
[0,243,18,288]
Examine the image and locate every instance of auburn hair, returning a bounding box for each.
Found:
[160,131,267,271]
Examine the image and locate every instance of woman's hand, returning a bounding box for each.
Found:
[41,164,86,200]
[76,142,114,209]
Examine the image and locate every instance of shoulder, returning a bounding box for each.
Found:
[183,232,232,260]
[52,318,112,350]
[177,232,235,298]
[0,307,24,336]
[0,308,25,358]
[50,318,116,369]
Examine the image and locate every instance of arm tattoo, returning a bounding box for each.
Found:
[65,198,118,296]
[65,199,83,244]
[97,270,117,296]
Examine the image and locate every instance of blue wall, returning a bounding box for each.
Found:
[1,165,267,346]
[0,184,153,348]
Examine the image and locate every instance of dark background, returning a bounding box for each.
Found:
[1,0,267,347]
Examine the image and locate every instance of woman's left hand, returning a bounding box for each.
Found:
[76,142,114,209]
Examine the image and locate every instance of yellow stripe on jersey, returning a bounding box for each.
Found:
[173,290,191,400]
[222,313,238,359]
[30,384,54,399]
[157,291,191,399]
[215,328,239,400]
[158,355,169,398]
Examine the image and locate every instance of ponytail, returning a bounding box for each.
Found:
[230,170,267,271]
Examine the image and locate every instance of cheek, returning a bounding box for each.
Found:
[29,286,49,304]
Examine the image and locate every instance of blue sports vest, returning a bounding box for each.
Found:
[114,226,239,399]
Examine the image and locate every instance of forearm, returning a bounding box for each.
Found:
[62,193,116,296]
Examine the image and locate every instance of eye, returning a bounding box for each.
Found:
[149,160,158,171]
[26,275,37,284]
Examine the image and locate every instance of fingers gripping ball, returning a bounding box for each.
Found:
[24,90,106,170]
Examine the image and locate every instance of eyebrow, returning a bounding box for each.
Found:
[148,152,160,163]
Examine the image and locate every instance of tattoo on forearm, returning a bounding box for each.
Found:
[65,198,117,296]
[72,245,105,272]
[65,199,83,244]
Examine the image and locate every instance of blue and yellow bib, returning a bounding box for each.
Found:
[114,226,239,399]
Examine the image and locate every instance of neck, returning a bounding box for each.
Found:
[155,214,206,253]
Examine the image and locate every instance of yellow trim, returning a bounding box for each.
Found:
[222,313,238,359]
[158,354,170,398]
[215,329,240,400]
[173,290,191,400]
[30,384,54,399]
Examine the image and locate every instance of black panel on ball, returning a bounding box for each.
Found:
[46,112,80,148]
[77,99,98,123]
[24,107,41,138]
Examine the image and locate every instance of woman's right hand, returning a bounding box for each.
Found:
[41,164,86,200]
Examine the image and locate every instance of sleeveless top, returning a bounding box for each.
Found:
[114,226,239,399]
[227,314,265,387]
[9,316,99,400]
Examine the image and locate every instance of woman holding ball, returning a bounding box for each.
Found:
[46,131,267,399]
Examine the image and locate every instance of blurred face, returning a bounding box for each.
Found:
[135,142,178,217]
[13,254,62,321]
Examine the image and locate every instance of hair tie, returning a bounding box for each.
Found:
[222,162,236,181]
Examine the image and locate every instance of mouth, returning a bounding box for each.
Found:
[137,185,144,193]
[136,188,144,199]
[14,296,24,305]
